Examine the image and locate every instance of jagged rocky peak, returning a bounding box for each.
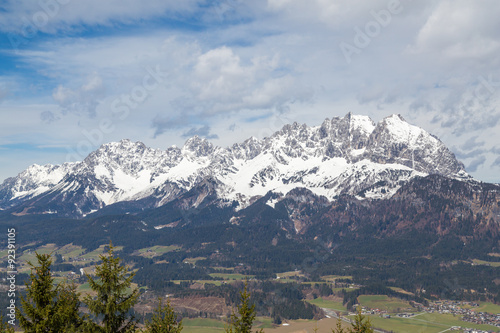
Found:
[265,122,312,161]
[10,163,75,192]
[365,114,466,176]
[346,113,376,149]
[82,139,161,174]
[348,113,376,134]
[312,113,375,151]
[275,121,309,138]
[85,139,145,161]
[182,136,215,157]
[0,162,77,209]
[229,136,263,160]
[372,114,425,144]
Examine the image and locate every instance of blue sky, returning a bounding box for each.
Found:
[1,0,500,183]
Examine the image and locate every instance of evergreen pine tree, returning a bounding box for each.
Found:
[349,308,373,333]
[144,298,183,333]
[57,282,84,331]
[0,315,15,333]
[83,242,139,333]
[17,252,57,331]
[225,281,263,333]
[331,320,346,333]
[16,252,82,332]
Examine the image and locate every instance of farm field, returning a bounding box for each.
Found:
[182,318,225,333]
[12,243,124,268]
[80,244,123,260]
[389,287,415,296]
[183,327,223,333]
[471,259,500,267]
[182,257,206,265]
[172,279,225,286]
[320,275,353,282]
[209,272,252,280]
[276,271,307,279]
[182,316,273,333]
[365,312,499,333]
[6,243,89,273]
[133,245,181,258]
[469,301,500,314]
[366,314,445,333]
[262,318,349,333]
[18,243,59,265]
[357,295,414,313]
[307,298,347,312]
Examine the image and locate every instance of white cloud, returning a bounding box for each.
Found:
[187,46,310,114]
[52,72,104,117]
[411,0,500,60]
[193,47,251,101]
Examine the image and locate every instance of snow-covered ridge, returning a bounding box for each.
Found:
[6,163,76,200]
[0,113,467,216]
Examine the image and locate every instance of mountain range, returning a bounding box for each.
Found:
[2,112,499,302]
[0,113,471,218]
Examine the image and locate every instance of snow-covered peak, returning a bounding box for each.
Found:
[19,163,75,186]
[0,162,76,204]
[379,114,429,145]
[349,114,376,136]
[229,136,263,160]
[366,114,465,177]
[88,139,147,159]
[182,136,215,157]
[84,139,166,173]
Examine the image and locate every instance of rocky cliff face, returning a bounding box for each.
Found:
[0,113,468,217]
[364,114,464,176]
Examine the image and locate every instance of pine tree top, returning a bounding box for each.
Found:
[84,242,139,333]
